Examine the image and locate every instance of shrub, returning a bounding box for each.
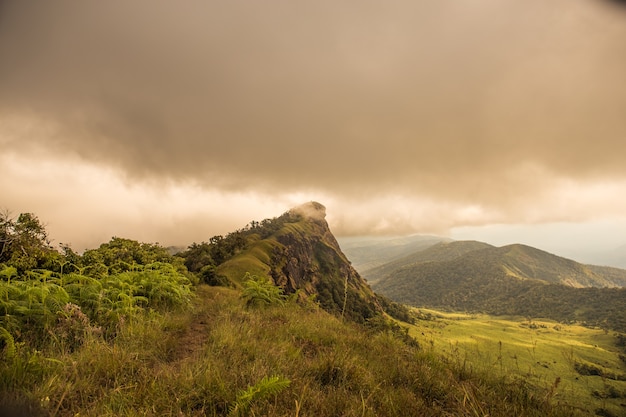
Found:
[241,273,286,308]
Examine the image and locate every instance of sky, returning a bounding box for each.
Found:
[1,0,626,259]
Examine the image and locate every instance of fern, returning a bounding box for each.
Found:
[0,326,16,362]
[228,375,291,417]
[0,265,17,283]
[241,273,286,308]
[48,285,68,310]
[0,282,19,315]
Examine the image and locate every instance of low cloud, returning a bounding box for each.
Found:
[1,0,626,247]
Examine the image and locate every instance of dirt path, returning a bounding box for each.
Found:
[169,284,215,362]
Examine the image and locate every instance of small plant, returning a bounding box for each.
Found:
[54,303,102,352]
[544,377,561,406]
[228,375,290,416]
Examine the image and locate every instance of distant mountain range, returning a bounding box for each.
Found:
[358,240,493,285]
[340,237,626,331]
[337,234,450,272]
[566,243,626,269]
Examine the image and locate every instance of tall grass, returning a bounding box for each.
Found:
[409,308,626,416]
[1,282,588,416]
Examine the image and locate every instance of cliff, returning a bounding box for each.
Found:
[216,202,382,323]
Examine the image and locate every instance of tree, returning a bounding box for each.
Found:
[80,237,182,276]
[0,211,54,273]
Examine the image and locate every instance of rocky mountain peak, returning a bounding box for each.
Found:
[289,201,327,222]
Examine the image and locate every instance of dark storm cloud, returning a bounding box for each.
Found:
[1,0,626,207]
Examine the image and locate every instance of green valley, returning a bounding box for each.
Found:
[408,309,626,416]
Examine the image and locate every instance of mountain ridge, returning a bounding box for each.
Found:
[337,234,450,272]
[362,240,494,284]
[207,202,384,323]
[372,240,626,331]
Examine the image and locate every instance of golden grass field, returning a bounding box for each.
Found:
[408,308,626,415]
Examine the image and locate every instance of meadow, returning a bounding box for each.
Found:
[408,309,626,416]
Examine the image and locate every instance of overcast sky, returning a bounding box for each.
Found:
[1,0,626,257]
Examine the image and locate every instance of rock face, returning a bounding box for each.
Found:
[215,201,381,323]
[268,203,380,322]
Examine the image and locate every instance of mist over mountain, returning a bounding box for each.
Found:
[337,235,450,272]
[342,232,626,275]
[563,244,626,269]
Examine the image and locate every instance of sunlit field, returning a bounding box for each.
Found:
[408,309,626,415]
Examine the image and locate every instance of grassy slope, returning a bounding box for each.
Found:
[496,244,626,288]
[215,235,280,285]
[408,309,626,416]
[214,220,312,285]
[3,284,590,416]
[215,217,382,324]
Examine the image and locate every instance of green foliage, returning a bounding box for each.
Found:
[0,265,17,281]
[0,326,16,362]
[0,217,196,343]
[376,294,415,323]
[0,211,55,273]
[241,273,286,307]
[228,375,291,417]
[179,210,301,274]
[199,264,232,287]
[180,230,255,273]
[80,237,186,276]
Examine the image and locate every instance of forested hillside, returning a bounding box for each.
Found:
[373,243,626,331]
[362,240,493,284]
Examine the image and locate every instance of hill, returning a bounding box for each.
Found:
[180,202,384,323]
[491,244,626,288]
[373,243,626,331]
[337,234,449,272]
[362,240,494,284]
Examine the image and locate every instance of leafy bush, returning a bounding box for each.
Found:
[241,273,286,307]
